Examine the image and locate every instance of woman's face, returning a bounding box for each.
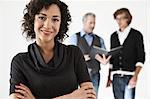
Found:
[34,4,61,43]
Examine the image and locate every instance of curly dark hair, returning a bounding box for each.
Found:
[22,0,71,41]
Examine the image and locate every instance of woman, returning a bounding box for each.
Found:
[9,0,96,99]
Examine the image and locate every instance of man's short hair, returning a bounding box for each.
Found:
[113,8,132,25]
[82,12,96,22]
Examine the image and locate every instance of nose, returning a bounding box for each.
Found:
[43,19,53,29]
[91,23,95,29]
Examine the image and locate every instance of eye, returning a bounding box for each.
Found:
[52,18,60,22]
[38,16,46,21]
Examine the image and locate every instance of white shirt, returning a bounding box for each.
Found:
[117,26,131,45]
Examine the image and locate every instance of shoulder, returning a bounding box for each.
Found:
[94,34,103,39]
[110,31,117,40]
[129,28,143,41]
[70,32,80,37]
[61,43,80,52]
[11,52,29,63]
[60,43,82,57]
[130,28,143,36]
[111,31,117,37]
[11,52,29,71]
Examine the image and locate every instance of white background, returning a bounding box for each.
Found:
[0,0,150,99]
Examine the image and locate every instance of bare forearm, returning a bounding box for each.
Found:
[134,66,142,77]
[53,94,70,99]
[10,93,70,99]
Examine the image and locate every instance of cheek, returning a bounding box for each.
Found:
[34,21,43,30]
[85,24,90,29]
[55,22,61,32]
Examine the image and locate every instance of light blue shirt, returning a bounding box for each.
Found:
[67,30,106,49]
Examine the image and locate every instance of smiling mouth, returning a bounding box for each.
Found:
[41,30,53,35]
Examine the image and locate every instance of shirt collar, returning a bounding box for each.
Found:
[117,26,131,34]
[80,29,93,37]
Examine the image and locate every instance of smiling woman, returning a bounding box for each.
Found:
[9,0,96,99]
[0,0,149,99]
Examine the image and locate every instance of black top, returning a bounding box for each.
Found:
[110,28,145,71]
[10,42,90,98]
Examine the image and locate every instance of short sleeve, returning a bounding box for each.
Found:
[9,54,27,95]
[74,47,91,84]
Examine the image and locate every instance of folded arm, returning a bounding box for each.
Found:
[10,82,96,99]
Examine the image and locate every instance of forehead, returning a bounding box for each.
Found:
[85,15,95,22]
[116,13,126,18]
[40,4,61,16]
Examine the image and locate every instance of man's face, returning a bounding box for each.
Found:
[83,15,95,34]
[115,13,129,29]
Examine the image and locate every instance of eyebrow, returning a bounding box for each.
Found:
[38,13,61,18]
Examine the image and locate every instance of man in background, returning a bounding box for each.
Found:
[106,8,145,99]
[66,12,110,97]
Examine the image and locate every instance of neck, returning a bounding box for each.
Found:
[119,27,126,32]
[119,26,128,32]
[120,28,125,32]
[36,39,55,54]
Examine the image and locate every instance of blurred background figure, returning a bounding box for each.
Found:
[107,8,145,99]
[67,12,110,97]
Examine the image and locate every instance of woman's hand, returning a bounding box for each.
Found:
[14,83,35,99]
[10,93,22,99]
[68,82,96,99]
[69,85,96,99]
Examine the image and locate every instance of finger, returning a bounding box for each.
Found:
[129,79,136,85]
[15,85,31,97]
[129,82,136,88]
[85,89,96,95]
[81,82,93,87]
[106,83,111,87]
[82,85,93,90]
[95,55,103,62]
[13,93,25,99]
[20,83,30,91]
[128,81,136,89]
[106,82,110,87]
[87,93,96,99]
[106,55,111,61]
[16,93,25,99]
[102,54,106,59]
[20,83,34,98]
[15,85,27,92]
[106,80,112,87]
[16,83,31,94]
[15,89,27,96]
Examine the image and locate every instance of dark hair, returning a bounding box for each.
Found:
[22,0,71,41]
[113,8,132,25]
